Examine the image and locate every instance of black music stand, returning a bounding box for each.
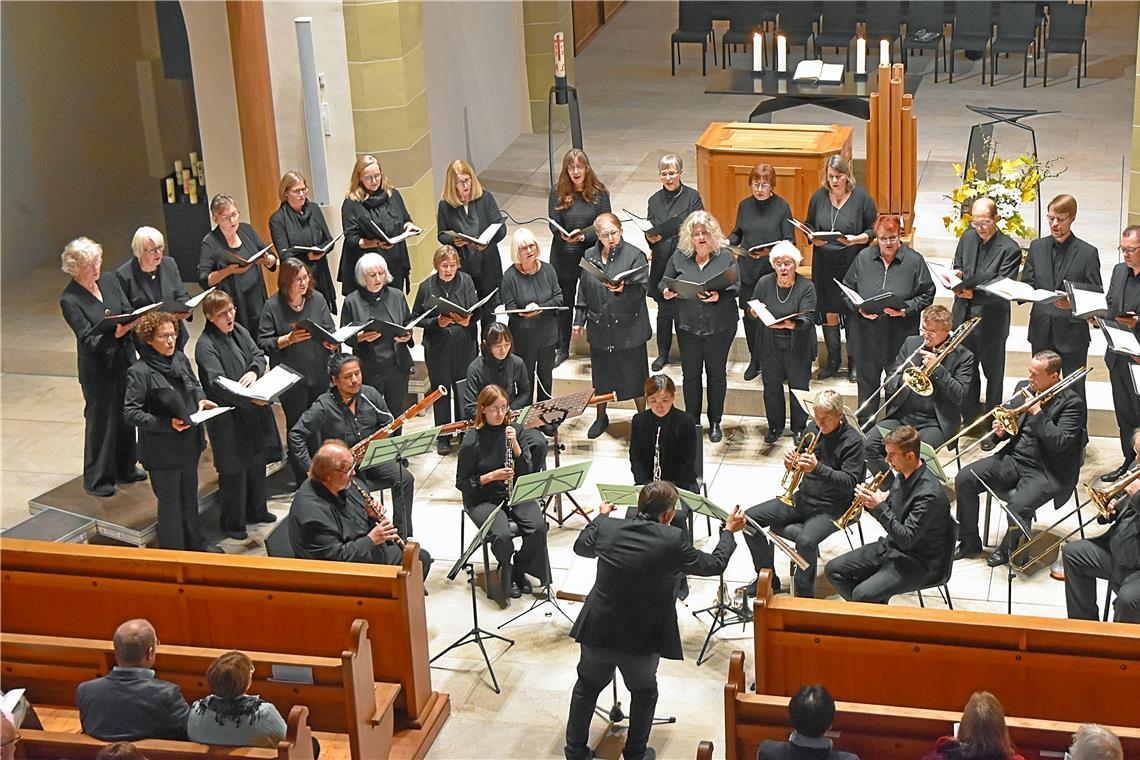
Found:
[974,474,1034,616]
[431,503,515,694]
[526,388,599,526]
[497,462,592,630]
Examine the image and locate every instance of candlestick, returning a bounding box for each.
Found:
[554,32,566,78]
[880,39,889,66]
[776,34,787,73]
[752,32,764,72]
[856,38,866,75]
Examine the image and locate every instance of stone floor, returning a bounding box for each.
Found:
[2,2,1138,759]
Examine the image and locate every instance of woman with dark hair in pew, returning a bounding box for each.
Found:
[921,691,1025,760]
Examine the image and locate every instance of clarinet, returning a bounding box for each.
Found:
[652,426,662,482]
[352,479,405,547]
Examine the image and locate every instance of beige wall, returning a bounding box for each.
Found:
[1131,12,1140,228]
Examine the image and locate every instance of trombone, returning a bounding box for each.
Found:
[778,430,818,506]
[1009,467,1140,572]
[833,470,889,532]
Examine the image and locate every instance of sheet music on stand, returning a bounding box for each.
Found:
[510,461,592,505]
[523,388,597,430]
[876,426,948,482]
[596,483,642,506]
[358,426,441,470]
[448,502,504,580]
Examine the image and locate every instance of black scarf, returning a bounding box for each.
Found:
[206,323,249,379]
[192,694,264,728]
[140,343,197,393]
[278,200,319,246]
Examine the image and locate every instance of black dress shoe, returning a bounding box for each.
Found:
[986,531,1019,567]
[225,529,248,541]
[792,430,806,446]
[1101,461,1132,483]
[436,437,451,455]
[816,365,838,380]
[953,542,984,560]
[743,362,760,381]
[86,483,116,498]
[117,467,148,484]
[763,428,784,445]
[513,576,533,595]
[553,349,568,368]
[708,422,723,443]
[509,581,523,599]
[651,355,668,372]
[587,414,609,439]
[846,366,857,382]
[251,512,278,524]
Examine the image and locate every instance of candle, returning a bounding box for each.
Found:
[856,37,866,74]
[181,168,191,195]
[777,34,787,73]
[165,178,176,204]
[197,161,205,187]
[880,39,889,66]
[189,152,199,178]
[189,178,199,204]
[554,32,566,78]
[753,32,764,72]
[174,159,183,176]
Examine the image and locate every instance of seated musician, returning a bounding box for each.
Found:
[757,684,859,760]
[456,384,550,602]
[288,353,415,540]
[628,373,697,529]
[824,425,953,604]
[864,304,973,486]
[953,350,1087,567]
[1063,427,1140,624]
[744,390,864,599]
[288,439,430,579]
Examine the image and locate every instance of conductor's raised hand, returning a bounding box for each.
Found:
[725,506,746,533]
[598,500,616,515]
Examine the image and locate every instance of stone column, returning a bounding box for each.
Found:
[1131,13,1140,226]
[523,1,574,135]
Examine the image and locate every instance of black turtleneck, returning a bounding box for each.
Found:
[341,285,414,373]
[728,193,796,305]
[456,422,533,507]
[462,353,531,418]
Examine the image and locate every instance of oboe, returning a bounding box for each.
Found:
[505,427,515,474]
[352,479,404,547]
[652,427,662,482]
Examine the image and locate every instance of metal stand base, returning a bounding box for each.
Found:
[497,583,573,629]
[594,681,677,729]
[691,578,751,666]
[430,564,515,693]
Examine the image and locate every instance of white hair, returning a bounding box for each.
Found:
[131,226,164,258]
[355,252,391,287]
[769,240,802,267]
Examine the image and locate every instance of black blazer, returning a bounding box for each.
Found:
[123,352,206,471]
[570,515,735,659]
[1023,234,1102,353]
[59,276,136,385]
[883,335,974,440]
[950,227,1021,341]
[1105,262,1140,372]
[436,192,507,297]
[76,667,190,742]
[195,322,273,472]
[114,256,191,348]
[868,463,953,566]
[573,240,652,351]
[996,380,1088,507]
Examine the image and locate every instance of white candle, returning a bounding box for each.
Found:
[753,32,763,72]
[777,34,787,73]
[165,178,176,204]
[174,159,183,176]
[880,39,889,66]
[554,32,566,78]
[189,151,199,177]
[856,37,866,74]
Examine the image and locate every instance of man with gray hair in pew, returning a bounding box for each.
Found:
[75,619,190,741]
[757,684,859,760]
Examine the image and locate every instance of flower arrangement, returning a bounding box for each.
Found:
[943,152,1065,240]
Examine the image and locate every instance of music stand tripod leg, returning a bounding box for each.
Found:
[430,563,515,693]
[497,584,574,628]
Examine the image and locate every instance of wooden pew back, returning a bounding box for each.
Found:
[724,651,1140,759]
[750,570,1140,727]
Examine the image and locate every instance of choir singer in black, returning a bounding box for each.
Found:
[269,170,337,313]
[501,228,563,408]
[1100,226,1140,482]
[198,194,277,337]
[842,214,935,425]
[824,425,953,604]
[340,155,415,295]
[572,213,651,439]
[116,226,191,349]
[59,236,145,497]
[564,482,744,760]
[744,390,863,599]
[661,210,740,443]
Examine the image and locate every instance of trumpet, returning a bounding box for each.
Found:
[778,430,818,506]
[833,470,889,532]
[352,478,404,547]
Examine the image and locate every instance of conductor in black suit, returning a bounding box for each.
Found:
[564,482,745,760]
[1022,194,1102,399]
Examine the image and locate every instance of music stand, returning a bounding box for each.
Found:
[497,462,594,630]
[358,426,440,470]
[874,427,949,483]
[595,483,642,506]
[431,503,515,694]
[974,474,1034,615]
[525,389,598,526]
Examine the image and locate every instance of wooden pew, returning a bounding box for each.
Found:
[17,704,315,759]
[0,539,450,759]
[721,651,1140,759]
[749,569,1140,728]
[1,620,399,760]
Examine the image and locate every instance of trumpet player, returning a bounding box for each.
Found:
[288,353,416,539]
[953,351,1087,567]
[743,390,864,598]
[1063,428,1140,624]
[288,440,432,580]
[864,305,973,487]
[824,425,953,604]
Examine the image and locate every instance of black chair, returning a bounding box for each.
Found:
[982,484,1082,552]
[915,520,957,609]
[949,11,994,83]
[863,1,904,62]
[775,2,819,63]
[813,4,860,65]
[722,2,769,69]
[264,516,295,558]
[671,0,717,76]
[901,1,947,82]
[990,2,1039,87]
[1043,2,1088,87]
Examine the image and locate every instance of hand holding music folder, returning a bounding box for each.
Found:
[223,244,273,268]
[215,364,303,403]
[450,223,503,247]
[747,299,810,327]
[293,318,368,345]
[789,218,843,243]
[926,262,990,293]
[424,288,498,317]
[834,279,905,313]
[94,302,161,333]
[369,220,422,245]
[980,277,1065,304]
[578,259,649,287]
[1099,318,1140,356]
[157,286,217,314]
[358,307,437,339]
[620,208,685,240]
[1064,281,1110,319]
[290,233,343,258]
[662,267,739,300]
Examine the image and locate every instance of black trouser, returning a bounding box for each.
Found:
[553,258,581,354]
[864,418,945,488]
[854,334,900,426]
[361,460,416,539]
[744,499,839,598]
[962,331,1008,423]
[363,364,411,435]
[1063,537,1140,623]
[465,499,550,600]
[217,457,268,532]
[281,383,325,482]
[824,540,928,604]
[954,456,1054,549]
[373,537,433,581]
[565,643,660,760]
[149,462,207,551]
[654,298,677,359]
[425,353,466,435]
[1108,359,1140,462]
[523,429,549,471]
[760,346,811,434]
[1029,340,1088,401]
[80,373,137,491]
[677,329,734,425]
[515,339,555,403]
[742,308,759,365]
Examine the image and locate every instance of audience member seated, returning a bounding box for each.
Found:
[187,650,289,750]
[75,619,190,742]
[920,691,1025,760]
[95,742,148,760]
[1068,724,1124,760]
[756,684,859,760]
[0,714,16,760]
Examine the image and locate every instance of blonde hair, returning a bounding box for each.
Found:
[510,228,541,266]
[442,159,485,207]
[677,210,729,256]
[347,155,392,202]
[131,227,165,258]
[61,237,103,277]
[278,170,308,203]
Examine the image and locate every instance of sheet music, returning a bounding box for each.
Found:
[216,365,302,402]
[190,406,233,425]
